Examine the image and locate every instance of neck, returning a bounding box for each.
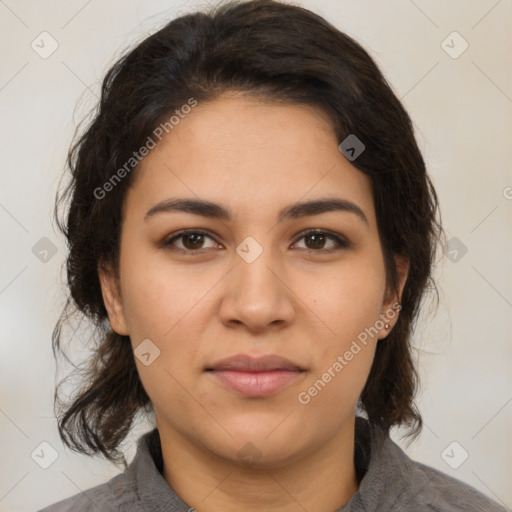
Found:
[159,419,359,512]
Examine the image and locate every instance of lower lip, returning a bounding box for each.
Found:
[208,370,304,397]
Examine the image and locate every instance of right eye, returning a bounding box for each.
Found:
[161,229,222,254]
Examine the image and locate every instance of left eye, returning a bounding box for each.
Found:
[162,229,348,253]
[293,230,349,252]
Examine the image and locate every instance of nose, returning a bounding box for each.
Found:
[218,245,296,333]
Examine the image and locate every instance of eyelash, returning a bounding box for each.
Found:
[161,229,350,255]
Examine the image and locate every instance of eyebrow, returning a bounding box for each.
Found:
[144,197,369,226]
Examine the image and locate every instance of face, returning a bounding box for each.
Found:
[99,93,407,467]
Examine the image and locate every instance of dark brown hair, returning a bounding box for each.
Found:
[53,0,444,465]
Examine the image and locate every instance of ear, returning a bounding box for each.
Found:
[97,262,129,336]
[378,255,409,340]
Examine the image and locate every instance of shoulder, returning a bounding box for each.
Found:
[36,428,182,512]
[355,419,508,512]
[36,468,139,512]
[407,460,508,512]
[36,428,166,512]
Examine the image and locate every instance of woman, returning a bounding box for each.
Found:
[39,0,506,511]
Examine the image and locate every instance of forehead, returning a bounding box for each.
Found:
[125,94,376,227]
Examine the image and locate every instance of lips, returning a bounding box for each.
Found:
[206,354,306,397]
[206,354,304,372]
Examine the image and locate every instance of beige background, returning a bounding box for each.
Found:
[0,0,511,511]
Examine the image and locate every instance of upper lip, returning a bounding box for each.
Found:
[207,354,304,372]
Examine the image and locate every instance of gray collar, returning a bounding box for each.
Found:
[123,417,420,511]
[120,417,504,512]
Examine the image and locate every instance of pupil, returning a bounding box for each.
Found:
[308,234,324,249]
[185,234,203,249]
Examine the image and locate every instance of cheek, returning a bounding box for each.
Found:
[300,258,385,398]
[300,287,381,415]
[117,252,214,386]
[118,248,213,340]
[306,258,386,338]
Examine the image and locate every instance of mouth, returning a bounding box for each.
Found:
[205,354,306,398]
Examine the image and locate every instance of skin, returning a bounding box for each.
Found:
[99,93,408,512]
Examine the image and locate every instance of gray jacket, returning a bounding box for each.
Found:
[37,417,508,511]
